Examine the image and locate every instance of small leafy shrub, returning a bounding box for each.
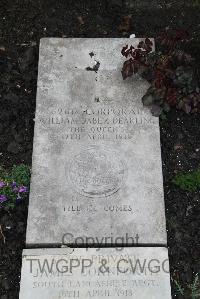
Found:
[174,275,200,298]
[121,29,200,116]
[172,170,200,192]
[0,164,30,209]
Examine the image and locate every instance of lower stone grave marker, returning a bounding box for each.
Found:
[26,38,167,246]
[19,248,171,298]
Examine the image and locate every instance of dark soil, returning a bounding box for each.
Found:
[0,1,199,298]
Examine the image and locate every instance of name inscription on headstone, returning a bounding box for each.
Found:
[39,106,157,142]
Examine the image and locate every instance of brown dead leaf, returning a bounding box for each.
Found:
[77,16,84,25]
[174,144,183,151]
[118,15,132,33]
[0,225,5,244]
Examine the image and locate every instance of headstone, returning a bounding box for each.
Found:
[26,38,167,246]
[19,247,172,298]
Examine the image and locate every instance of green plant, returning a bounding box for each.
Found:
[191,0,200,7]
[173,170,200,192]
[174,275,200,298]
[10,164,31,187]
[121,29,200,116]
[174,280,185,296]
[0,164,31,209]
[190,276,200,298]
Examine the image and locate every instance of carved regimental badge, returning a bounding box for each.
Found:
[68,146,125,198]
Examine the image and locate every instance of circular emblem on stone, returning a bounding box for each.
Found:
[68,146,125,198]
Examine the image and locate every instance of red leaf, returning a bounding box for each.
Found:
[145,38,153,47]
[121,45,129,57]
[138,41,145,49]
[175,30,189,41]
[121,59,134,79]
[166,88,178,106]
[121,45,135,58]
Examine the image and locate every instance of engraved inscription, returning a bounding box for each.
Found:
[38,105,157,141]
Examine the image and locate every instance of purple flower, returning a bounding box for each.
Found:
[18,186,28,193]
[11,181,19,192]
[0,195,8,203]
[11,182,17,188]
[0,181,6,188]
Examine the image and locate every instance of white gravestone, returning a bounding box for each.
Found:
[26,38,167,245]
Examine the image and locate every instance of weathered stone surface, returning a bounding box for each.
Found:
[19,247,171,299]
[26,38,166,245]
